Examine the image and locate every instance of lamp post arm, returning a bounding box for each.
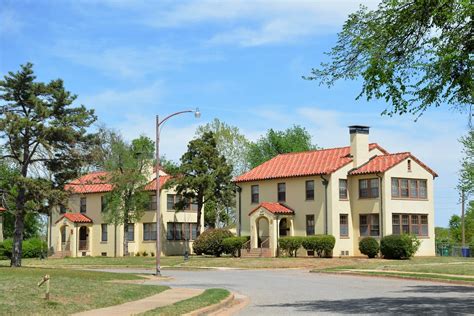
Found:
[158,110,194,127]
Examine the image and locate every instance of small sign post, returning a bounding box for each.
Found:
[38,274,50,300]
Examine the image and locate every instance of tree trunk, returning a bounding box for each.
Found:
[11,189,26,267]
[123,203,129,256]
[196,202,203,237]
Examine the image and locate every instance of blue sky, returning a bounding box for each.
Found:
[0,0,468,226]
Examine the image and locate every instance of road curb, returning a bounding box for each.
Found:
[183,292,235,316]
[315,270,474,286]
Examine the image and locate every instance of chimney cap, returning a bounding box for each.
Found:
[349,125,370,134]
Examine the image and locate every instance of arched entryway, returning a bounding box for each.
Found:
[279,218,289,237]
[79,226,89,251]
[257,216,270,248]
[60,225,70,251]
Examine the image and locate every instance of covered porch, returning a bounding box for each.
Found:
[243,202,295,257]
[54,213,93,257]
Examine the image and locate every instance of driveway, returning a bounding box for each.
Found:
[100,268,474,315]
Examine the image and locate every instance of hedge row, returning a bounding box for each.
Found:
[222,236,250,257]
[358,234,421,259]
[279,235,336,257]
[0,238,48,260]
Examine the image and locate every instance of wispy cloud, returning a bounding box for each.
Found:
[52,41,222,79]
[80,81,164,110]
[77,0,381,46]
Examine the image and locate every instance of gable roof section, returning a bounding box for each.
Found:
[55,213,93,224]
[144,176,172,191]
[0,207,6,213]
[349,152,438,177]
[65,171,112,194]
[249,202,295,216]
[235,143,386,183]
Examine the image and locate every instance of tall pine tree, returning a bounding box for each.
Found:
[0,63,97,267]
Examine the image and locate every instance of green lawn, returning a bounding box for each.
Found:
[0,267,169,315]
[8,255,371,270]
[142,288,231,316]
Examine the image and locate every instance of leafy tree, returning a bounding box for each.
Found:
[435,226,451,243]
[247,125,317,168]
[459,130,474,197]
[197,119,248,228]
[306,0,473,117]
[103,134,154,256]
[0,63,97,267]
[169,131,233,236]
[159,155,180,175]
[449,201,474,244]
[196,119,250,176]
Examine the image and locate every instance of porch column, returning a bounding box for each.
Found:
[251,220,258,248]
[289,218,295,236]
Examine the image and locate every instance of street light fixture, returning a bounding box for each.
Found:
[155,108,200,276]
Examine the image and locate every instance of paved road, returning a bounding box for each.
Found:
[100,268,474,315]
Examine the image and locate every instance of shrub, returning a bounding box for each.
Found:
[222,236,250,257]
[193,229,234,257]
[302,235,336,258]
[380,234,421,259]
[136,251,141,256]
[359,237,379,258]
[142,251,148,256]
[0,238,47,259]
[279,237,304,257]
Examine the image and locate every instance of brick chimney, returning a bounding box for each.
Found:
[349,125,370,168]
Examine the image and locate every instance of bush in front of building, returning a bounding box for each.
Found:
[193,228,234,257]
[0,238,47,259]
[222,236,250,257]
[302,235,336,258]
[279,236,304,257]
[359,237,379,258]
[380,234,421,259]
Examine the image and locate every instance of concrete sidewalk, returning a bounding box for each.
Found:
[73,288,204,316]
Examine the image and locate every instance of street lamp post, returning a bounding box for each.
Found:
[155,108,201,276]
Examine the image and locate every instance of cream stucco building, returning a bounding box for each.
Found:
[235,126,437,257]
[48,169,204,257]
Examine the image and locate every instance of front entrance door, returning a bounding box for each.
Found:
[279,218,288,236]
[79,226,88,250]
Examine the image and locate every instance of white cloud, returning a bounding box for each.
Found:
[80,81,164,110]
[79,0,381,46]
[52,41,221,79]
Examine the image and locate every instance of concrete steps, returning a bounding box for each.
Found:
[241,248,272,258]
[49,250,71,258]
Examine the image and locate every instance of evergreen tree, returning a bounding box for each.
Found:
[0,63,97,266]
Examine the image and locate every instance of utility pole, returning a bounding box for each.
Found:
[461,189,465,247]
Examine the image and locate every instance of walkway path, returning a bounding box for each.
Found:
[72,288,204,316]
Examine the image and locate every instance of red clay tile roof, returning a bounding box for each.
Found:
[65,171,112,194]
[0,207,6,213]
[55,213,93,224]
[349,152,438,177]
[249,202,295,216]
[235,143,386,182]
[144,176,172,191]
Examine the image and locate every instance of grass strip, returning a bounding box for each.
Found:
[142,288,230,316]
[318,269,474,284]
[0,267,169,315]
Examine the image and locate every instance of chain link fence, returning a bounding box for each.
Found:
[436,242,473,257]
